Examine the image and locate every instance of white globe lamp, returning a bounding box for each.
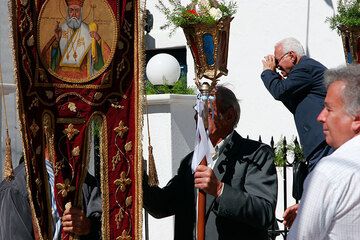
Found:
[146,53,181,85]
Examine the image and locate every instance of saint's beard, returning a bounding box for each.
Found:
[66,15,82,29]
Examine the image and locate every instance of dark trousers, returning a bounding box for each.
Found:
[293,141,333,200]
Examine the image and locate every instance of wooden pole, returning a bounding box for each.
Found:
[197,168,206,240]
[196,83,211,240]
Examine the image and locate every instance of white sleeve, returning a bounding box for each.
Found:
[287,168,338,240]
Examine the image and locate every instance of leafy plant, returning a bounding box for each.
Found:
[274,137,304,167]
[327,0,360,31]
[156,0,237,35]
[145,76,196,95]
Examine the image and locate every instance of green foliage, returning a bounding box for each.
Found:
[218,1,237,17]
[92,119,101,138]
[274,137,304,167]
[145,76,196,95]
[327,0,360,31]
[289,140,305,162]
[156,0,237,35]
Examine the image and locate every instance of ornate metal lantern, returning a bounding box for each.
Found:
[339,25,360,64]
[181,16,233,240]
[182,17,232,87]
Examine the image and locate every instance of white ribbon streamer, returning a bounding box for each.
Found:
[191,98,214,172]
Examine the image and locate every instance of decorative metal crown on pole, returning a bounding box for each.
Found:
[338,25,360,64]
[181,13,233,240]
[182,16,233,91]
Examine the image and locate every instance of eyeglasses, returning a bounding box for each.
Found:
[275,52,290,66]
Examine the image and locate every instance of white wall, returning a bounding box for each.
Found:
[146,0,345,144]
[142,94,196,240]
[0,0,23,178]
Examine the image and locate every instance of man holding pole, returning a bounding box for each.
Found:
[143,85,278,240]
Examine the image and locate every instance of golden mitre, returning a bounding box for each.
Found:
[65,0,85,7]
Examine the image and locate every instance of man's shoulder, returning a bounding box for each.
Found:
[297,56,327,70]
[232,132,271,153]
[312,156,358,184]
[231,133,273,164]
[179,152,194,167]
[316,138,360,174]
[0,162,27,198]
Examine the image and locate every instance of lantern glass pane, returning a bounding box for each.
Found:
[202,33,215,65]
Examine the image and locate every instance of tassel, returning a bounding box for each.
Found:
[147,145,159,187]
[3,130,14,181]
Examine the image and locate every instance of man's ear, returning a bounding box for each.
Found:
[225,107,236,125]
[352,114,360,134]
[290,51,298,64]
[289,51,299,65]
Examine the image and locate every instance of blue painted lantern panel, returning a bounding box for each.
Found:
[202,33,215,65]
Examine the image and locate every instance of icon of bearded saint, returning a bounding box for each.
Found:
[41,0,111,81]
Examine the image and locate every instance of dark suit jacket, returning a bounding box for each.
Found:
[143,131,278,240]
[0,162,102,240]
[261,56,327,159]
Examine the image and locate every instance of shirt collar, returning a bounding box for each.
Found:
[213,131,234,159]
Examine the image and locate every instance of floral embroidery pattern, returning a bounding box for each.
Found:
[124,141,132,152]
[45,90,53,99]
[54,162,64,176]
[63,123,80,140]
[68,102,77,112]
[125,196,132,207]
[114,120,129,138]
[116,230,131,240]
[112,118,133,238]
[94,92,103,100]
[71,146,80,156]
[112,151,121,171]
[114,171,132,192]
[115,209,124,227]
[30,120,40,137]
[56,178,75,197]
[114,171,132,229]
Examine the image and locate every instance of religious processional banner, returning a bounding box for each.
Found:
[9,0,143,239]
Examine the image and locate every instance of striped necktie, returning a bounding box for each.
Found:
[45,160,61,240]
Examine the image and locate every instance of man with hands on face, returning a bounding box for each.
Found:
[143,85,278,240]
[260,37,333,228]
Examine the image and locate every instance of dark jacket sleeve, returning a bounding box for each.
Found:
[0,166,34,240]
[261,66,314,101]
[215,145,278,229]
[143,153,194,219]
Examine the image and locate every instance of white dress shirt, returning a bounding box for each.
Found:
[208,131,234,169]
[288,135,360,240]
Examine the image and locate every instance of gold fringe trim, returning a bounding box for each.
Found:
[3,130,14,180]
[99,114,110,240]
[135,0,146,238]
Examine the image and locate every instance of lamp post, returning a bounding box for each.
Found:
[146,53,181,86]
[144,53,181,240]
